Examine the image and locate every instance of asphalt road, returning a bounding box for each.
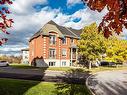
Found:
[0,66,64,81]
[87,70,127,95]
[0,67,88,84]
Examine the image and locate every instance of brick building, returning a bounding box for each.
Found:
[29,20,82,67]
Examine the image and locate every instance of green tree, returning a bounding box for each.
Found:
[104,36,127,64]
[78,23,106,69]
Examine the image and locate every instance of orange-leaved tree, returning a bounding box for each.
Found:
[0,0,13,45]
[82,0,127,38]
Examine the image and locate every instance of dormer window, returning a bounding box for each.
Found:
[62,37,66,44]
[49,35,56,45]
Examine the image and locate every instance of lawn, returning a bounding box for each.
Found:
[0,78,55,95]
[0,78,90,95]
[10,63,71,71]
[10,63,127,73]
[47,67,71,71]
[10,64,37,69]
[88,66,127,73]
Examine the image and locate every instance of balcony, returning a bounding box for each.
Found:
[49,41,56,45]
[49,55,56,59]
[72,53,76,59]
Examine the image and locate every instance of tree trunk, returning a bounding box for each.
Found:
[88,61,92,69]
[116,64,118,68]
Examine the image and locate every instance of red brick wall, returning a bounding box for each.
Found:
[29,36,43,63]
[29,32,78,64]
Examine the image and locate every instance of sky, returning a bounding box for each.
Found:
[0,0,109,56]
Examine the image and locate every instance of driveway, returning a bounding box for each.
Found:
[87,70,127,95]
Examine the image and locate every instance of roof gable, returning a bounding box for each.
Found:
[29,20,82,42]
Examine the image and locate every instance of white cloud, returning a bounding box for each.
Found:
[54,7,108,29]
[0,45,25,52]
[11,7,59,32]
[10,0,47,15]
[54,13,71,25]
[1,0,109,55]
[67,0,82,6]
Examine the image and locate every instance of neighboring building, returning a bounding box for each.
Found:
[21,48,29,64]
[29,20,82,67]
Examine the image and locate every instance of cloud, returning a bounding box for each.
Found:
[6,6,59,48]
[54,7,108,29]
[0,45,27,56]
[67,0,82,6]
[1,0,108,56]
[9,0,47,15]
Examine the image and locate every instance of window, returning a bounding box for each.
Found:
[25,56,28,59]
[49,35,56,45]
[62,37,66,44]
[62,61,66,66]
[62,49,67,57]
[49,62,56,66]
[71,38,74,43]
[25,51,28,54]
[49,49,56,58]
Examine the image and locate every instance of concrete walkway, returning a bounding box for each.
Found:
[87,70,127,95]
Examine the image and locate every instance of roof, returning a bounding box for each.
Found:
[68,28,82,37]
[21,48,29,51]
[70,43,78,48]
[56,25,77,38]
[30,29,42,41]
[29,20,82,42]
[47,20,58,25]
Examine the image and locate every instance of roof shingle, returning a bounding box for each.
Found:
[29,20,82,41]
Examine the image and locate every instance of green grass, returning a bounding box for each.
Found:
[10,64,37,69]
[47,67,71,71]
[87,66,127,73]
[0,78,90,95]
[0,78,55,95]
[10,64,71,71]
[10,63,127,73]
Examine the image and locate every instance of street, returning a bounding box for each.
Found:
[87,70,127,95]
[0,67,88,84]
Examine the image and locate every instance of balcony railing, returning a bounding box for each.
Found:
[49,41,56,45]
[72,53,76,59]
[49,55,56,59]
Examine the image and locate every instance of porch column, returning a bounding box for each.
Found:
[76,48,78,61]
[70,48,73,66]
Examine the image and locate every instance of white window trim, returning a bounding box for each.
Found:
[62,48,67,57]
[62,37,67,45]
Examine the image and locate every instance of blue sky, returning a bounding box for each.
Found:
[0,0,108,56]
[43,0,85,14]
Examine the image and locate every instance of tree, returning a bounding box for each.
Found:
[82,0,127,38]
[0,55,22,63]
[0,0,13,45]
[104,36,127,64]
[78,23,106,69]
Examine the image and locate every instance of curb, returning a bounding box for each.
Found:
[86,74,96,95]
